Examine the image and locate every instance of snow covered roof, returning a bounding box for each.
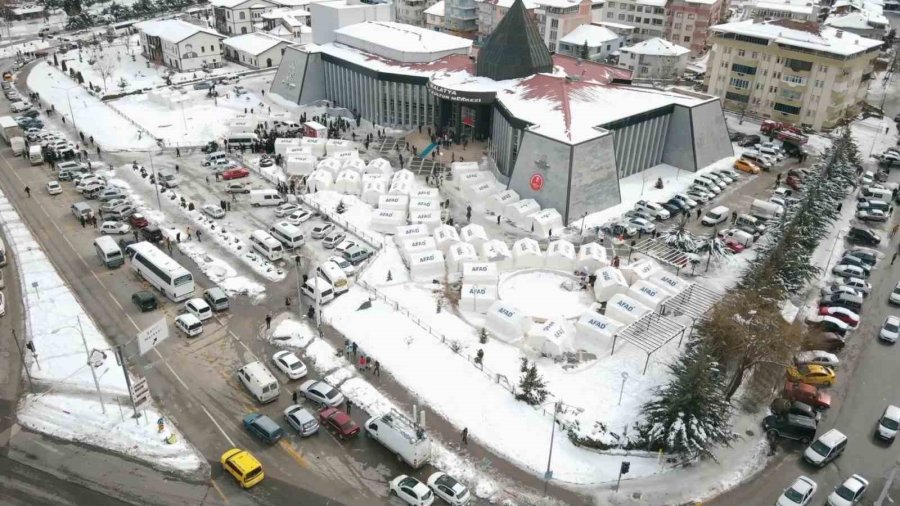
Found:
[621,37,690,57]
[268,25,294,36]
[135,19,223,43]
[224,32,292,55]
[334,22,472,59]
[475,0,538,9]
[559,24,620,46]
[532,0,587,8]
[11,5,44,14]
[824,11,887,29]
[751,0,816,15]
[210,0,264,8]
[425,0,446,16]
[711,19,883,56]
[596,21,636,31]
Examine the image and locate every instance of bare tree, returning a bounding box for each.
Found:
[92,52,115,93]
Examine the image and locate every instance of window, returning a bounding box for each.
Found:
[819,64,827,72]
[781,74,807,85]
[774,102,801,115]
[725,91,749,103]
[239,11,245,19]
[688,13,695,19]
[227,10,231,18]
[737,49,745,57]
[652,18,663,25]
[607,1,615,6]
[676,11,683,17]
[618,13,625,19]
[628,4,634,9]
[780,89,802,101]
[674,23,681,29]
[731,63,757,75]
[751,51,757,59]
[769,86,776,93]
[635,16,642,22]
[607,11,614,17]
[685,26,692,32]
[551,18,558,27]
[684,36,690,42]
[729,77,750,89]
[627,14,633,21]
[785,58,812,72]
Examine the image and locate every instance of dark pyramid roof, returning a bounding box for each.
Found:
[476,0,553,81]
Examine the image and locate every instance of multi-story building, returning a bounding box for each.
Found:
[824,11,887,38]
[706,19,882,130]
[445,0,479,33]
[598,0,666,43]
[223,32,293,68]
[134,19,225,71]
[665,0,721,55]
[426,0,447,29]
[557,24,623,60]
[534,0,593,52]
[308,0,393,44]
[743,0,821,23]
[617,37,689,78]
[395,0,440,25]
[474,0,537,43]
[210,0,277,35]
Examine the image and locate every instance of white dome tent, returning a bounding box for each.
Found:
[412,188,440,201]
[433,225,460,252]
[365,158,393,179]
[300,137,326,157]
[487,189,519,215]
[389,179,411,195]
[545,240,576,271]
[394,224,429,243]
[275,137,302,156]
[647,271,690,297]
[462,262,499,284]
[605,293,652,325]
[362,180,386,205]
[325,138,353,155]
[446,242,479,274]
[621,258,661,285]
[285,154,317,176]
[505,199,541,229]
[460,284,498,314]
[370,209,407,234]
[464,181,497,201]
[400,236,437,264]
[577,243,609,274]
[460,224,489,250]
[341,157,366,174]
[531,208,564,238]
[392,169,415,184]
[409,250,446,281]
[409,198,440,213]
[307,169,333,192]
[379,194,409,212]
[409,211,442,230]
[593,266,629,302]
[627,280,670,310]
[512,238,543,269]
[450,161,480,187]
[315,157,341,177]
[334,170,361,195]
[525,320,574,357]
[575,311,623,354]
[484,301,530,344]
[480,239,513,271]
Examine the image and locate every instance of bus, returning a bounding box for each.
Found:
[129,242,194,301]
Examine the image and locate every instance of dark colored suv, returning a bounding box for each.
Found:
[762,414,817,443]
[243,413,284,444]
[847,227,881,246]
[142,225,163,243]
[131,291,158,312]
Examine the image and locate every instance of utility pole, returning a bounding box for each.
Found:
[11,329,34,393]
[543,401,561,495]
[294,255,304,314]
[116,345,137,416]
[77,316,106,414]
[147,151,162,211]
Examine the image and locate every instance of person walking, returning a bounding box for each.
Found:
[351,341,358,357]
[92,216,98,228]
[196,230,202,242]
[80,215,86,228]
[373,360,380,376]
[265,313,272,330]
[186,226,192,240]
[461,427,468,445]
[24,186,31,198]
[696,208,702,220]
[346,400,352,415]
[358,355,367,371]
[731,211,738,224]
[285,296,291,308]
[892,224,899,238]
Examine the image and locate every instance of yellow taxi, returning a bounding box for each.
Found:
[734,159,761,175]
[221,448,264,489]
[786,364,836,386]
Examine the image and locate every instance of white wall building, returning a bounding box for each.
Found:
[426,0,447,30]
[309,0,394,44]
[534,0,595,52]
[223,32,293,68]
[134,19,225,71]
[395,0,440,25]
[598,0,666,42]
[824,11,887,38]
[211,0,279,35]
[557,23,623,60]
[743,0,821,22]
[618,37,689,79]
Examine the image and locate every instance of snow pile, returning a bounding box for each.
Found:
[269,318,317,348]
[0,191,203,474]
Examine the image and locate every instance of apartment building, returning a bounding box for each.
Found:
[135,19,225,71]
[474,0,537,43]
[534,0,594,52]
[557,23,623,60]
[598,0,666,43]
[743,0,821,22]
[210,0,278,35]
[706,19,882,130]
[665,0,721,55]
[426,0,446,29]
[445,0,479,33]
[395,0,440,25]
[618,36,688,78]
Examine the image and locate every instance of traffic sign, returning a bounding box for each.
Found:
[137,318,169,356]
[130,377,151,413]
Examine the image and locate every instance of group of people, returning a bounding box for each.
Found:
[342,340,381,377]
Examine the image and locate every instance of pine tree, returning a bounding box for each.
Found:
[641,341,732,458]
[516,361,548,406]
[580,41,590,60]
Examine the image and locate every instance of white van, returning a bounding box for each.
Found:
[249,230,284,261]
[203,151,228,166]
[365,409,432,469]
[316,261,349,295]
[863,187,893,201]
[226,133,259,148]
[701,205,730,226]
[301,277,335,305]
[10,136,24,155]
[237,361,280,404]
[269,221,304,249]
[28,145,43,165]
[93,235,125,268]
[249,189,283,207]
[750,199,784,220]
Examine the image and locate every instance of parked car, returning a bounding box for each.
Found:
[202,204,225,218]
[855,209,888,222]
[159,172,178,188]
[203,287,230,311]
[734,159,761,174]
[784,381,831,409]
[426,472,471,506]
[226,182,250,194]
[833,276,871,296]
[286,209,312,225]
[297,380,344,407]
[763,413,817,444]
[242,413,284,444]
[879,315,900,343]
[185,298,212,321]
[274,203,299,218]
[100,221,130,235]
[786,364,835,386]
[846,227,881,246]
[128,213,149,229]
[220,448,264,489]
[803,428,848,467]
[328,256,356,276]
[627,217,656,234]
[322,231,347,249]
[817,306,859,328]
[891,282,900,304]
[820,284,863,298]
[174,313,203,337]
[131,291,158,312]
[776,476,817,506]
[876,405,900,441]
[831,263,867,279]
[826,474,868,506]
[46,181,62,195]
[284,404,319,437]
[272,350,308,380]
[738,134,761,147]
[222,167,250,180]
[311,223,335,240]
[390,475,434,506]
[794,351,839,369]
[771,399,820,422]
[318,406,360,440]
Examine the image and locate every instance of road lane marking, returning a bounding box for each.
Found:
[210,479,230,504]
[278,439,310,469]
[202,405,236,447]
[228,329,255,357]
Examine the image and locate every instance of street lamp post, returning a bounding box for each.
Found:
[146,150,162,211]
[51,84,79,134]
[543,401,561,495]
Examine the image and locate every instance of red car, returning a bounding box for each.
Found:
[784,380,831,409]
[724,237,745,253]
[318,407,359,440]
[817,306,860,327]
[222,167,250,180]
[129,213,149,229]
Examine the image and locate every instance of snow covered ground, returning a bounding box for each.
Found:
[27,61,158,151]
[0,188,204,474]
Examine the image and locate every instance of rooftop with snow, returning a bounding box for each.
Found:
[621,37,690,56]
[134,19,223,43]
[223,32,292,55]
[559,24,621,46]
[710,19,883,56]
[334,22,472,62]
